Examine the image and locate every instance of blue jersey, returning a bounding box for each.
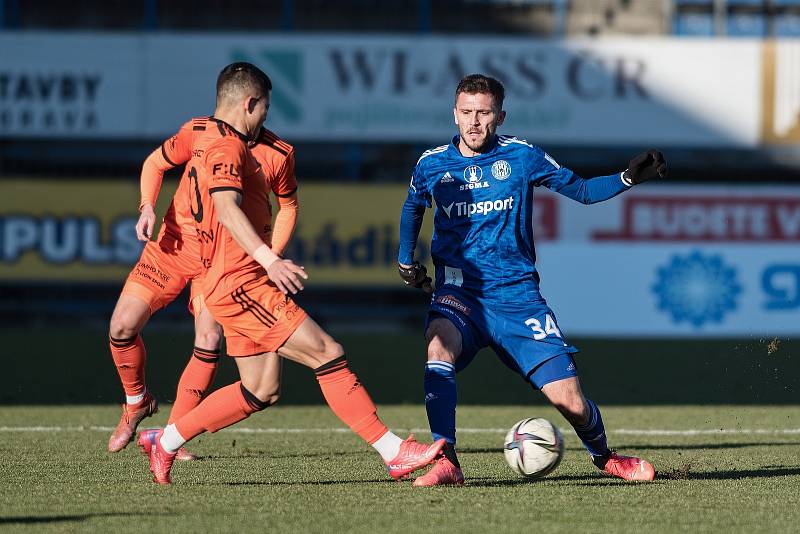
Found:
[399,134,630,298]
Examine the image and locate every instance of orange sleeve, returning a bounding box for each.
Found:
[270,193,299,256]
[271,150,298,198]
[139,122,193,210]
[267,149,299,255]
[205,138,246,194]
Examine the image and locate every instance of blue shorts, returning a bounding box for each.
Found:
[527,353,579,389]
[426,285,579,388]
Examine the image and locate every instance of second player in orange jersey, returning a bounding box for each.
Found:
[108,111,299,459]
[138,62,444,485]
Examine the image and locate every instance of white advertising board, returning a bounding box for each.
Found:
[3,32,792,147]
[534,185,800,337]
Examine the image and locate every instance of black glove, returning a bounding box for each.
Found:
[398,262,432,294]
[623,149,667,185]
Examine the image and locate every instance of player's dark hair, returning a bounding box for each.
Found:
[216,62,272,105]
[455,74,505,110]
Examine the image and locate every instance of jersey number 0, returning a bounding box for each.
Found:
[188,166,204,223]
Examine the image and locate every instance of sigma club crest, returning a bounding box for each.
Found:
[464,165,483,183]
[491,160,511,180]
[461,165,490,191]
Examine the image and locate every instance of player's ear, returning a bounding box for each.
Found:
[247,97,258,114]
[497,110,506,127]
[453,107,458,126]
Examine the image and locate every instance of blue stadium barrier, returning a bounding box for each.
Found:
[418,0,431,33]
[0,0,19,28]
[726,13,767,36]
[0,0,568,34]
[673,13,715,35]
[143,0,157,30]
[774,13,800,36]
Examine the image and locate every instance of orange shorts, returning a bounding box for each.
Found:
[121,232,204,314]
[206,276,308,357]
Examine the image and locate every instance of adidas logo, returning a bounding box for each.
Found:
[566,363,576,372]
[440,172,454,183]
[424,393,438,403]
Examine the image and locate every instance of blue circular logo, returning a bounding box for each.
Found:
[491,160,511,180]
[652,251,742,328]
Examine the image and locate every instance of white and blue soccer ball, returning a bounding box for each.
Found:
[503,417,564,478]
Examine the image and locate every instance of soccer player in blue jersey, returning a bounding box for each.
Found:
[398,74,666,486]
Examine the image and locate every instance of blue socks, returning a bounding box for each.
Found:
[573,398,611,458]
[424,360,609,466]
[423,360,457,445]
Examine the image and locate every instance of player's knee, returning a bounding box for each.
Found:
[109,310,142,340]
[194,328,222,352]
[425,321,460,363]
[326,340,345,360]
[315,339,344,366]
[428,343,456,363]
[427,340,456,364]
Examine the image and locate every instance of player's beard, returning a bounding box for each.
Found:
[461,126,497,157]
[460,128,494,154]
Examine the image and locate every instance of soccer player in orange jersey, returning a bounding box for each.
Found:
[107,113,299,459]
[137,62,444,485]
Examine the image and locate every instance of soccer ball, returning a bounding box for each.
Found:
[503,417,564,478]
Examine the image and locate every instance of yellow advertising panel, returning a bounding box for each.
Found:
[0,179,431,285]
[281,184,433,285]
[0,179,151,281]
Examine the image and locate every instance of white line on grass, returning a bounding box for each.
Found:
[1,426,800,436]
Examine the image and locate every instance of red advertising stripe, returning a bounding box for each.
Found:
[593,196,800,242]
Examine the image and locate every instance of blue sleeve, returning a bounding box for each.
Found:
[398,197,426,265]
[398,165,431,265]
[528,147,630,205]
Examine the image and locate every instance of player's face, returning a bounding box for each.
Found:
[453,92,506,155]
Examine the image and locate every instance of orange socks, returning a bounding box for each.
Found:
[169,356,385,449]
[168,347,220,424]
[174,381,268,442]
[314,356,388,445]
[109,335,146,397]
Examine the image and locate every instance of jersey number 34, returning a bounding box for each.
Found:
[525,315,562,341]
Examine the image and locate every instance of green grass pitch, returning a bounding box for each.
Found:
[2,404,799,533]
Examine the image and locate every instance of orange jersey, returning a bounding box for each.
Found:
[188,126,305,356]
[193,119,268,301]
[250,127,298,247]
[124,117,233,314]
[144,117,237,242]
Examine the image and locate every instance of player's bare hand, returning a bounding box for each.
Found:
[136,205,157,241]
[267,259,308,295]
